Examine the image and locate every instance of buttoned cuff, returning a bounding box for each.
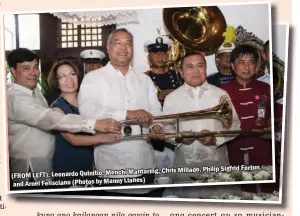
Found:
[81,119,96,134]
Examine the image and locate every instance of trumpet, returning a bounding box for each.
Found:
[121,129,272,142]
[119,95,232,129]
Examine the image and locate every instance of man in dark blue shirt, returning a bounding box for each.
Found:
[143,36,181,169]
[144,37,183,107]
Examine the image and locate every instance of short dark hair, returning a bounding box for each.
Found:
[263,40,269,53]
[47,60,81,93]
[180,52,207,69]
[7,48,39,69]
[230,44,259,63]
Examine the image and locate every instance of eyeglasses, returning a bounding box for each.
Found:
[110,39,133,47]
[57,72,78,81]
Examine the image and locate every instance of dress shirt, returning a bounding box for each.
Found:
[78,62,163,179]
[8,83,96,184]
[221,79,272,166]
[164,81,241,147]
[163,81,241,182]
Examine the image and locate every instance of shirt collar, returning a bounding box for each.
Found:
[183,81,210,99]
[233,79,254,89]
[258,74,270,83]
[183,80,210,91]
[106,61,134,76]
[12,83,40,96]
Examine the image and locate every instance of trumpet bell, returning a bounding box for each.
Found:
[163,6,227,56]
[120,95,233,130]
[152,95,232,129]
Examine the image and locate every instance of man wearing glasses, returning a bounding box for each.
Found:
[78,28,165,197]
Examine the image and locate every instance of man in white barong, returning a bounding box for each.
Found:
[7,48,121,190]
[78,28,165,197]
[162,52,242,198]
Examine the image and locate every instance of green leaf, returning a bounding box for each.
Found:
[38,72,50,95]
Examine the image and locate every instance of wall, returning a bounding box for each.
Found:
[118,3,270,75]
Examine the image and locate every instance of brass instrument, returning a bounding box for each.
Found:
[121,129,271,142]
[119,95,232,130]
[164,37,186,70]
[163,6,227,70]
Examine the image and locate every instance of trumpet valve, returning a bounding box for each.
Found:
[175,132,184,143]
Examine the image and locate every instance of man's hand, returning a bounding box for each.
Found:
[158,89,174,101]
[149,125,164,140]
[180,131,196,145]
[199,129,216,146]
[95,118,121,134]
[126,110,153,124]
[182,138,196,145]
